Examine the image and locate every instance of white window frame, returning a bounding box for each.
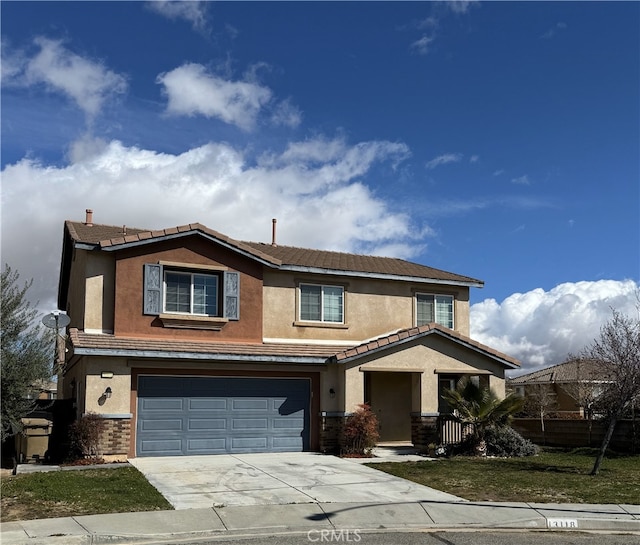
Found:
[163,270,220,317]
[299,283,345,324]
[416,293,454,329]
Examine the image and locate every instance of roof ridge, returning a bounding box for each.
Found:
[244,240,412,261]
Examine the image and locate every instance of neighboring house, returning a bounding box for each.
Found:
[508,359,605,418]
[56,209,519,460]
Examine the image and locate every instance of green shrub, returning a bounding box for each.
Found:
[69,412,105,459]
[341,403,380,456]
[485,425,539,457]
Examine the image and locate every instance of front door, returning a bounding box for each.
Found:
[366,372,412,442]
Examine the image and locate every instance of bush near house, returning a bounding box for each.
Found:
[68,412,105,460]
[341,403,380,456]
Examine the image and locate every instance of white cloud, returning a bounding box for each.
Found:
[469,155,479,163]
[157,63,273,131]
[471,279,639,374]
[511,175,530,185]
[445,1,480,15]
[146,1,208,32]
[425,152,463,170]
[411,35,436,56]
[12,37,128,120]
[270,98,302,128]
[1,137,421,312]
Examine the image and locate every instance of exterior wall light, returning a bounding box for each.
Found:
[104,387,112,399]
[329,388,336,399]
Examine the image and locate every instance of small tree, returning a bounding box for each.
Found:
[580,310,640,475]
[341,403,380,456]
[523,383,557,445]
[442,378,524,455]
[1,265,54,441]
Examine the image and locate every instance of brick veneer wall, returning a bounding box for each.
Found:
[99,417,131,458]
[320,414,346,454]
[411,414,439,450]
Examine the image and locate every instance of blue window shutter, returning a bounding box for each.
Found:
[143,264,162,315]
[223,271,240,320]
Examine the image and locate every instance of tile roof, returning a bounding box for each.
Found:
[65,220,481,285]
[68,329,350,363]
[242,242,480,284]
[68,325,519,369]
[333,322,520,368]
[508,359,604,384]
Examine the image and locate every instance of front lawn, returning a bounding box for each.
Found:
[368,448,640,504]
[0,466,172,522]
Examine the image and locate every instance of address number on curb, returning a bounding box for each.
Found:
[547,518,579,529]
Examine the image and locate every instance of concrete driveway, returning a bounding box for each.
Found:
[129,452,463,510]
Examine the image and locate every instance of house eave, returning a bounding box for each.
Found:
[279,265,483,288]
[76,231,281,267]
[71,346,329,364]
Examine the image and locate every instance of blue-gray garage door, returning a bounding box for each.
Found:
[136,376,310,456]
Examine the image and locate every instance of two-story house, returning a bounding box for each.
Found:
[57,210,519,460]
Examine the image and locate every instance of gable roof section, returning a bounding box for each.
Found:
[332,322,520,369]
[63,219,482,287]
[509,359,604,385]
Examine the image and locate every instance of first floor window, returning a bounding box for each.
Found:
[300,284,344,323]
[165,271,219,316]
[416,293,454,328]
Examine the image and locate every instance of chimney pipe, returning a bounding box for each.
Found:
[271,218,277,246]
[85,209,93,227]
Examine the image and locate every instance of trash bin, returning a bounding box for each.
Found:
[15,418,53,463]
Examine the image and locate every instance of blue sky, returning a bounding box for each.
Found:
[2,1,638,372]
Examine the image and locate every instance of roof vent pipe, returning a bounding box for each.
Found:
[271,218,277,246]
[85,209,93,227]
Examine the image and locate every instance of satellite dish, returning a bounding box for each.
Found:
[42,311,71,330]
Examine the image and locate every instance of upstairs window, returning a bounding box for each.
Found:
[416,293,453,329]
[300,284,344,323]
[143,263,239,321]
[165,271,219,316]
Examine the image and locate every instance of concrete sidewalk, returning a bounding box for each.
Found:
[2,501,639,544]
[3,448,639,543]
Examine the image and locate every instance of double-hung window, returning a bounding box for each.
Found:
[165,271,219,316]
[300,284,344,323]
[416,293,454,328]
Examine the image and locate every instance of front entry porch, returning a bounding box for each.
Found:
[365,371,416,442]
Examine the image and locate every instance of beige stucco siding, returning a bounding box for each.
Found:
[341,336,507,414]
[83,357,131,415]
[262,270,471,342]
[84,253,116,333]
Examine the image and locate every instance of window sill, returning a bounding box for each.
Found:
[293,321,349,330]
[159,313,229,330]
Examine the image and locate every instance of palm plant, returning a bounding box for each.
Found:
[442,377,524,455]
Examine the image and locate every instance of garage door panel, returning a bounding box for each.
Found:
[231,437,268,450]
[140,418,183,431]
[232,417,268,430]
[139,439,182,455]
[140,398,183,411]
[232,399,269,410]
[272,436,303,449]
[273,417,304,430]
[188,438,227,452]
[189,399,227,410]
[137,376,310,456]
[188,418,227,430]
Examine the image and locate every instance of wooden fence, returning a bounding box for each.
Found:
[511,418,638,453]
[438,415,473,446]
